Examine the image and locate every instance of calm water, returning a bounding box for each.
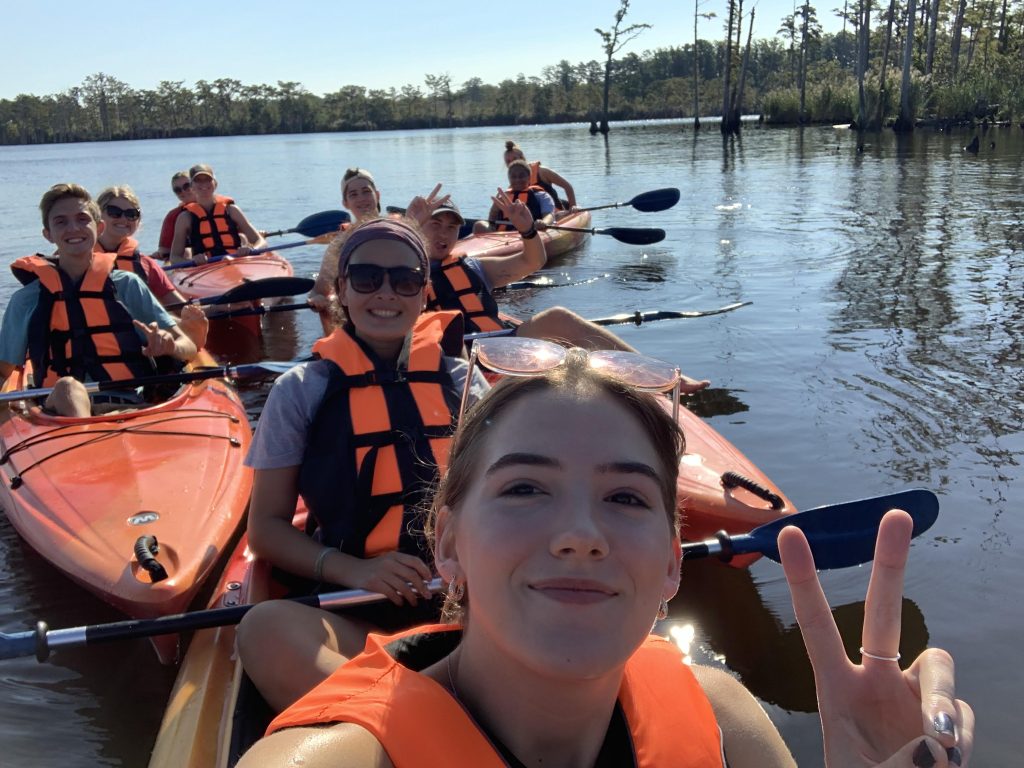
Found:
[0,123,1020,765]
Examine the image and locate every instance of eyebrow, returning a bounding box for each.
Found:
[596,462,661,483]
[485,453,560,476]
[484,455,660,483]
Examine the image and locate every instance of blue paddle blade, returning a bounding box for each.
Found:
[738,489,940,569]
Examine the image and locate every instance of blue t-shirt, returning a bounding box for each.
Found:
[0,269,176,369]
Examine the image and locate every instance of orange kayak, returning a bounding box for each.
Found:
[0,357,253,664]
[451,210,592,261]
[170,252,295,341]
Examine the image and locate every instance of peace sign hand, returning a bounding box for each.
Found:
[491,187,533,234]
[134,320,176,358]
[406,183,451,226]
[780,510,974,767]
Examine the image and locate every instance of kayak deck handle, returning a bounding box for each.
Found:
[721,471,785,511]
[134,535,169,583]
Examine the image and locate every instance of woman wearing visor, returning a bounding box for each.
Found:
[236,215,490,712]
[243,337,974,768]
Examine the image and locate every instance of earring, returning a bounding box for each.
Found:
[657,598,669,621]
[446,579,465,607]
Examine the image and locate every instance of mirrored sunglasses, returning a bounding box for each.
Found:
[172,182,192,194]
[459,337,682,422]
[104,204,141,221]
[345,264,425,297]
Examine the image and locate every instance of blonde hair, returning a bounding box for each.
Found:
[96,186,142,217]
[39,183,99,228]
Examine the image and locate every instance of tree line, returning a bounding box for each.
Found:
[2,0,1021,145]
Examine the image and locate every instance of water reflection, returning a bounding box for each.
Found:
[667,559,929,712]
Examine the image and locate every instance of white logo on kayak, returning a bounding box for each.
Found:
[127,512,160,526]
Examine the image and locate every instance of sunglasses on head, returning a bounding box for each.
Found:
[104,204,141,221]
[343,167,367,181]
[345,263,425,297]
[172,182,191,194]
[459,337,682,423]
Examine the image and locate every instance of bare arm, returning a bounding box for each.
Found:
[539,167,577,208]
[0,361,17,381]
[170,212,193,263]
[693,665,796,767]
[228,206,268,251]
[238,723,393,768]
[477,189,548,289]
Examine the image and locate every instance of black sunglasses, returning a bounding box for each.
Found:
[172,182,191,194]
[104,204,141,221]
[345,264,425,297]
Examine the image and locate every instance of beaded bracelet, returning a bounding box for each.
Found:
[313,546,335,582]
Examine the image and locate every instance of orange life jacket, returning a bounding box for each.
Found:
[268,625,725,767]
[495,186,548,231]
[297,311,464,560]
[528,160,566,210]
[183,195,239,256]
[425,256,507,334]
[10,254,155,388]
[94,236,146,280]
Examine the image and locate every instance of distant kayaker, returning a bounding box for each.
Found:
[309,167,384,312]
[504,139,578,210]
[415,186,708,384]
[236,216,490,712]
[473,159,556,234]
[241,344,974,768]
[155,170,196,260]
[95,185,208,348]
[0,183,197,417]
[169,163,266,265]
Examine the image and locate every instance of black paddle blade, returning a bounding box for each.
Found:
[291,210,350,237]
[747,489,939,569]
[630,188,681,213]
[213,277,315,304]
[599,227,665,245]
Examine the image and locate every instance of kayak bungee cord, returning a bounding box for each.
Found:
[2,409,243,488]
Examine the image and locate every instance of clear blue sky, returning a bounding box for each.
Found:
[0,1,846,100]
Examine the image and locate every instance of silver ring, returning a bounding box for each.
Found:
[860,646,901,662]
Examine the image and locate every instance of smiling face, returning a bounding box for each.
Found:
[190,173,217,203]
[336,238,426,360]
[507,163,531,192]
[436,389,680,681]
[424,212,462,261]
[343,178,381,219]
[43,196,101,262]
[99,195,141,248]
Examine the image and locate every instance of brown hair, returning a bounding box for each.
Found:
[96,186,142,217]
[427,350,685,620]
[39,183,100,229]
[171,170,189,183]
[504,140,525,161]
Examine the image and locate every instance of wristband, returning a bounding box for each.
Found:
[519,225,538,240]
[313,546,335,582]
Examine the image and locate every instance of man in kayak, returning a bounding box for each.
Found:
[0,183,197,417]
[472,159,556,234]
[168,163,267,265]
[155,170,196,260]
[416,188,704,367]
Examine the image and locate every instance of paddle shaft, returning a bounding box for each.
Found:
[465,302,753,341]
[262,210,349,238]
[0,362,296,403]
[0,489,938,661]
[572,188,681,214]
[12,580,444,661]
[164,277,315,310]
[164,239,310,272]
